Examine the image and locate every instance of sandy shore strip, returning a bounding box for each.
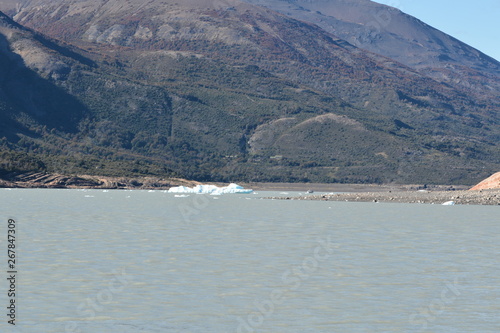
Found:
[242,182,469,192]
[267,189,500,205]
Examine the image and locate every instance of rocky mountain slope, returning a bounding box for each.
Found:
[0,0,499,184]
[243,0,500,97]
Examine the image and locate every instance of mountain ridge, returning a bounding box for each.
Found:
[0,1,498,185]
[241,0,500,98]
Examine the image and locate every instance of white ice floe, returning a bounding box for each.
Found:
[168,183,253,195]
[442,201,456,206]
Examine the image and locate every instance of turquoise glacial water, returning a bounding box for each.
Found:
[0,189,498,332]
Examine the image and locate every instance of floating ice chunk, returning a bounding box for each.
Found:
[168,183,253,194]
[442,201,455,206]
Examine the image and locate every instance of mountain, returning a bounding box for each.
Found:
[0,0,499,184]
[242,0,500,98]
[0,1,19,15]
[0,10,178,178]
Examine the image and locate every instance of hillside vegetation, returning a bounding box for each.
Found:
[0,1,499,185]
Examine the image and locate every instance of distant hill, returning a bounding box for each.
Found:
[0,0,499,184]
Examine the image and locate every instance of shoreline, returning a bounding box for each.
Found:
[0,172,201,190]
[2,172,498,205]
[0,172,470,192]
[242,182,470,192]
[268,189,500,206]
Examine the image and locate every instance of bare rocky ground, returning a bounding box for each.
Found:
[271,189,500,206]
[244,182,468,192]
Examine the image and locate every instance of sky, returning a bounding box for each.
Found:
[373,0,500,61]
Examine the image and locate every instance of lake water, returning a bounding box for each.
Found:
[0,189,498,332]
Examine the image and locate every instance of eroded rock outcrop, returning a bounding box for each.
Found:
[0,172,201,190]
[470,172,500,191]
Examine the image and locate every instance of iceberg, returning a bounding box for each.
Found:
[168,183,253,195]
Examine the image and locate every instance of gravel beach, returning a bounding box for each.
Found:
[269,189,500,205]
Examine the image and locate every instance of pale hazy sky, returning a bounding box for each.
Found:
[373,0,500,61]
